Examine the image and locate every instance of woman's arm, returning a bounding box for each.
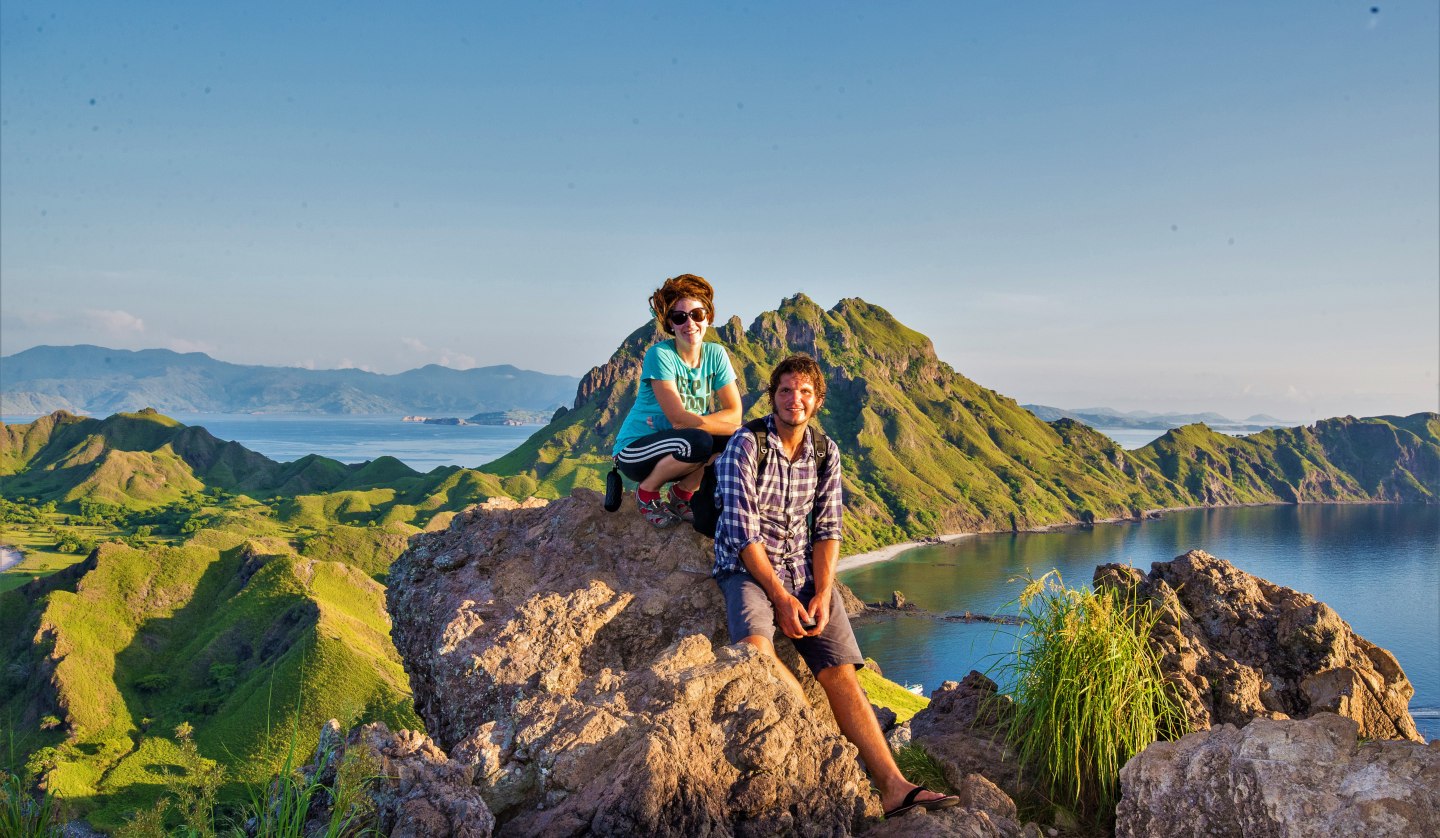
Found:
[650,379,743,434]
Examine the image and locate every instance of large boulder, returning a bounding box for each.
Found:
[1094,550,1422,742]
[298,720,495,838]
[902,672,1032,806]
[1116,712,1440,837]
[387,491,887,835]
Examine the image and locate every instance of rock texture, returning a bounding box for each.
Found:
[300,720,494,838]
[1116,713,1440,838]
[1094,550,1422,742]
[387,491,887,835]
[904,672,1029,804]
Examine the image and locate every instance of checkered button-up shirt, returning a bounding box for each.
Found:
[711,415,843,589]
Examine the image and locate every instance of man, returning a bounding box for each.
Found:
[711,354,959,819]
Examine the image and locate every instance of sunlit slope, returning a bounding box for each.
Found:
[483,294,1440,552]
[0,409,509,527]
[4,534,419,829]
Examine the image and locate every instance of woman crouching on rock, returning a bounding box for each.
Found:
[613,274,742,528]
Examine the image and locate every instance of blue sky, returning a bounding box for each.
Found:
[2,2,1436,421]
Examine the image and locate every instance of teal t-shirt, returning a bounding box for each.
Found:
[613,340,737,455]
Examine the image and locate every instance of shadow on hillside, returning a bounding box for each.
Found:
[113,541,318,752]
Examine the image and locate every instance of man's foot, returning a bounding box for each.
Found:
[882,786,960,819]
[667,488,695,523]
[637,494,681,529]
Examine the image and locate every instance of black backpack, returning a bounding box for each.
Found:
[691,417,829,538]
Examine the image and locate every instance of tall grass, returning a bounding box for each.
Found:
[995,571,1188,830]
[1,770,60,838]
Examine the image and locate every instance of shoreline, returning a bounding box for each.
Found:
[835,501,1329,575]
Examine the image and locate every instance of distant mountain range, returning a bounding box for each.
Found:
[1022,405,1290,432]
[0,345,579,416]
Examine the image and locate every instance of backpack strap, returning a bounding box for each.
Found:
[743,417,770,473]
[743,417,833,541]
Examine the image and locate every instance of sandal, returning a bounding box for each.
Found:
[883,786,960,818]
[637,494,681,529]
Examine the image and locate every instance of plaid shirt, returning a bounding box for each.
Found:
[711,415,843,588]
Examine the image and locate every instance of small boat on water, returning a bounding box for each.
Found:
[904,683,924,696]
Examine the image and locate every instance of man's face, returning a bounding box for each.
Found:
[772,372,822,431]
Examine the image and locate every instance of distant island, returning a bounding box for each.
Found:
[1023,404,1291,433]
[0,345,578,417]
[401,409,549,426]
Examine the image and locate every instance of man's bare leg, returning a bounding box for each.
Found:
[740,635,807,702]
[816,663,949,813]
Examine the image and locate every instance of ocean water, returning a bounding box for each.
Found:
[5,413,1434,739]
[1,413,539,473]
[840,504,1440,742]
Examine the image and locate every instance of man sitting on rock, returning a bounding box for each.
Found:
[711,353,959,819]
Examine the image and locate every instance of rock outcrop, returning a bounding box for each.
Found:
[388,491,898,835]
[1115,713,1440,838]
[297,720,495,838]
[1094,550,1422,742]
[904,672,1030,804]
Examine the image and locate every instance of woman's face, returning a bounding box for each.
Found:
[668,297,709,343]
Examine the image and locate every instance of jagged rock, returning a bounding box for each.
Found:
[298,720,494,838]
[905,673,1029,805]
[858,773,1035,837]
[1094,550,1422,742]
[387,490,886,835]
[1115,713,1440,838]
[872,704,898,733]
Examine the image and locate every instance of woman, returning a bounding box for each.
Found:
[613,274,743,528]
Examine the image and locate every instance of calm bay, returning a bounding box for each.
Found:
[5,413,1434,740]
[840,503,1440,741]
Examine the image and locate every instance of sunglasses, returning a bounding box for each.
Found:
[667,308,708,326]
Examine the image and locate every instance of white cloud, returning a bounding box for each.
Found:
[83,308,146,336]
[400,337,430,353]
[438,350,478,369]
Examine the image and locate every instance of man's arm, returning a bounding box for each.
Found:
[740,543,813,640]
[804,538,840,636]
[805,435,845,635]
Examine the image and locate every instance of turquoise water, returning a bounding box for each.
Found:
[841,504,1440,741]
[7,413,1434,738]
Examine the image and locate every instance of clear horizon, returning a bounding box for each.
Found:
[3,2,1436,422]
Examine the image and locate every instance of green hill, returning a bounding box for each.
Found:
[0,295,1434,829]
[484,294,1439,551]
[0,408,510,530]
[2,535,419,829]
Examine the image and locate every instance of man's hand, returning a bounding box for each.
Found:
[805,590,832,637]
[774,592,813,639]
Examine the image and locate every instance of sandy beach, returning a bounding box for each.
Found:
[836,533,975,573]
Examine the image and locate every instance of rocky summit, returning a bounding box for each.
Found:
[388,491,1038,836]
[1094,550,1423,742]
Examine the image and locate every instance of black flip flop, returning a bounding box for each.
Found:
[884,786,961,818]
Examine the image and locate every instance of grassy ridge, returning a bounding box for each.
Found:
[482,295,1439,552]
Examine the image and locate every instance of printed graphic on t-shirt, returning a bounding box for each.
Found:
[677,370,707,413]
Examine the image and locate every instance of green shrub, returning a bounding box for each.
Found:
[893,743,952,795]
[995,571,1188,830]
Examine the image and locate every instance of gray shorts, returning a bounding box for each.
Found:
[715,570,865,676]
